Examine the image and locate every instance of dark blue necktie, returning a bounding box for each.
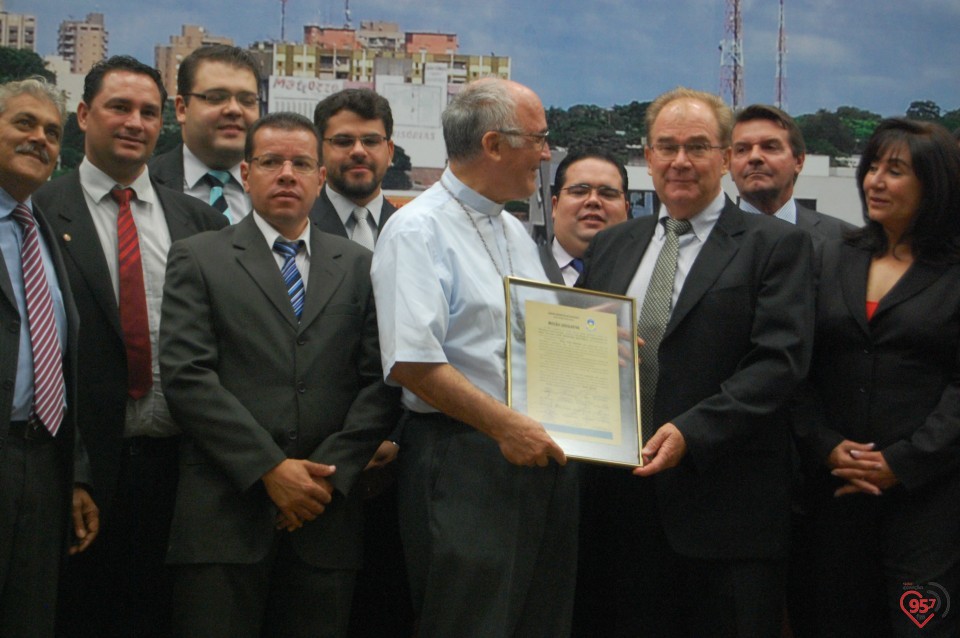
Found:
[273,239,305,320]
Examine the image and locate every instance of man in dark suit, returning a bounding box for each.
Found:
[312,88,410,637]
[541,149,629,285]
[149,45,261,224]
[0,76,98,638]
[578,87,814,637]
[731,103,854,247]
[160,112,399,638]
[310,89,397,245]
[33,56,227,638]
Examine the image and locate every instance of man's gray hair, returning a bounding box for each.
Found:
[442,79,524,162]
[0,76,67,121]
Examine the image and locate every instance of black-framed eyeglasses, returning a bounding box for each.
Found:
[184,90,260,109]
[649,142,725,160]
[560,184,624,201]
[497,129,550,151]
[249,154,319,174]
[323,134,389,150]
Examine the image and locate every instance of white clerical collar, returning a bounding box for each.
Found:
[441,168,503,217]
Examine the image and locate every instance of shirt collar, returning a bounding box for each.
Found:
[441,168,503,217]
[739,197,797,225]
[252,210,312,257]
[79,157,158,207]
[0,187,23,219]
[551,236,576,268]
[324,184,383,227]
[658,190,726,242]
[182,144,243,190]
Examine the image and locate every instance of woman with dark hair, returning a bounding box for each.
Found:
[791,118,960,637]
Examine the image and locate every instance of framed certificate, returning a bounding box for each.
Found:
[504,276,643,467]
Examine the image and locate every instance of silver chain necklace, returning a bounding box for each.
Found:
[440,181,525,340]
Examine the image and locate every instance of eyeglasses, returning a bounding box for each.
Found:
[497,129,550,151]
[249,154,319,174]
[323,134,389,150]
[560,184,625,201]
[649,142,725,160]
[184,90,260,109]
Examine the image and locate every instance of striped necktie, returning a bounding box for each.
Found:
[11,203,65,436]
[637,217,691,441]
[205,170,232,222]
[273,239,305,320]
[111,187,153,399]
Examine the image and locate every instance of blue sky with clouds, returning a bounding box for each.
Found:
[20,0,960,117]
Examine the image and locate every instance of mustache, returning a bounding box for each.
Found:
[15,142,51,164]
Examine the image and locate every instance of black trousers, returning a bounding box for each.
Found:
[56,435,180,638]
[0,422,65,638]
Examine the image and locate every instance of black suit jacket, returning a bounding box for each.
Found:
[0,199,84,543]
[582,197,814,559]
[147,144,186,192]
[538,241,565,285]
[32,170,227,514]
[160,214,400,568]
[308,187,397,238]
[795,203,856,254]
[795,240,960,491]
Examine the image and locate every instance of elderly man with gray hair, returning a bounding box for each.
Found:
[371,77,578,637]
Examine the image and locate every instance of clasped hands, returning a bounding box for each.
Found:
[827,440,898,497]
[262,458,336,532]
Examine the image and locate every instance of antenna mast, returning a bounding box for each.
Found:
[775,0,787,110]
[719,0,744,109]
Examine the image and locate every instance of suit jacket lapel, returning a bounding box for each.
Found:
[602,218,656,295]
[666,201,743,337]
[154,180,198,243]
[839,243,871,336]
[54,173,123,336]
[875,259,947,319]
[298,232,345,331]
[234,216,301,329]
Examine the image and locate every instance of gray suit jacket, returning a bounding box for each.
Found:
[160,214,400,568]
[147,144,186,192]
[795,203,856,254]
[33,171,227,514]
[308,187,397,238]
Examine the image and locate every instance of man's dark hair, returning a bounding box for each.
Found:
[177,45,262,100]
[244,112,320,160]
[313,89,393,139]
[552,149,628,197]
[850,118,960,265]
[734,104,806,158]
[83,55,167,107]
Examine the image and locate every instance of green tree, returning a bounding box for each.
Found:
[57,113,84,171]
[905,100,941,121]
[382,144,412,190]
[0,47,55,83]
[154,100,183,156]
[835,106,881,149]
[796,109,856,160]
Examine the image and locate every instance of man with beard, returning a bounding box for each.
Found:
[311,88,411,638]
[310,89,397,247]
[150,45,261,224]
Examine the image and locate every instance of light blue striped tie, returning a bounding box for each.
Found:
[273,239,305,320]
[206,170,232,223]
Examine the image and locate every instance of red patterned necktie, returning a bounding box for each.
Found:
[11,203,64,436]
[111,187,152,399]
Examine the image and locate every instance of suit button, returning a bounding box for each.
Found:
[287,430,298,440]
[859,387,866,394]
[296,337,307,346]
[296,382,306,393]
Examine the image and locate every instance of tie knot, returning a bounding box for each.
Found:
[111,187,135,207]
[273,238,303,259]
[664,218,692,237]
[206,170,231,188]
[570,257,585,274]
[10,203,36,230]
[352,206,370,223]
